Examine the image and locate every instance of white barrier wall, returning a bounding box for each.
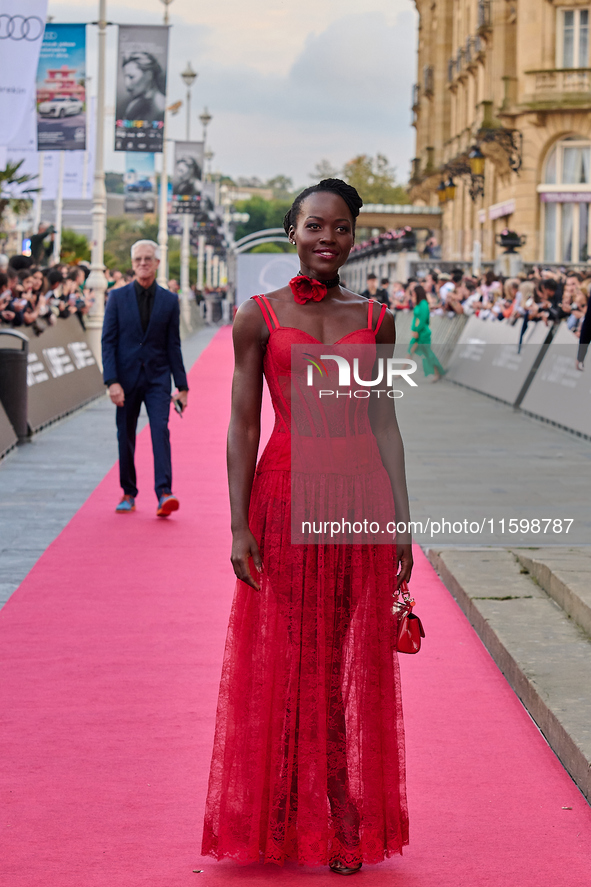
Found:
[520,323,591,437]
[235,254,300,307]
[24,317,104,432]
[446,315,549,404]
[0,400,17,458]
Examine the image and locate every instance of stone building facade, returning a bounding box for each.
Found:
[410,0,591,265]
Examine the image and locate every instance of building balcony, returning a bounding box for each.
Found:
[522,68,591,110]
[477,0,491,33]
[448,36,485,88]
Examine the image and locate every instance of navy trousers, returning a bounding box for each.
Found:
[116,371,172,498]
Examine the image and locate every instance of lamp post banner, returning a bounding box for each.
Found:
[124,151,156,213]
[114,25,169,154]
[0,0,47,150]
[172,141,204,214]
[36,23,86,151]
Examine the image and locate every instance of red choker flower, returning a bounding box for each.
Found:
[289,274,340,304]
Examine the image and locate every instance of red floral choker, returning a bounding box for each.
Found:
[289,273,340,305]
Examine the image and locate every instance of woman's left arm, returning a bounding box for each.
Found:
[368,307,413,586]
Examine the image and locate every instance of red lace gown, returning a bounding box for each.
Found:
[202,296,409,867]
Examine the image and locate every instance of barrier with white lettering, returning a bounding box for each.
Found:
[0,400,17,458]
[24,317,105,432]
[520,323,591,438]
[446,315,549,404]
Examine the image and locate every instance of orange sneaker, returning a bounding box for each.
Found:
[116,495,135,513]
[156,492,179,517]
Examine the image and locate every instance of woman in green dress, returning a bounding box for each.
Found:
[408,284,445,380]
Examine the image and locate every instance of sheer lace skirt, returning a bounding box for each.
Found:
[202,467,409,866]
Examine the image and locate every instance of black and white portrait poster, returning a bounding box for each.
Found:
[114,25,168,154]
[172,141,204,213]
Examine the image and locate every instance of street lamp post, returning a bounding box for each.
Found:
[156,0,175,288]
[197,107,212,295]
[85,0,108,367]
[204,148,214,183]
[159,0,174,25]
[199,107,212,180]
[199,107,212,144]
[157,100,181,288]
[179,62,197,327]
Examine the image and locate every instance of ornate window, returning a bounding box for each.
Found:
[540,137,591,262]
[557,8,590,68]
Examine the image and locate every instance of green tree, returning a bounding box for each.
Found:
[233,196,292,242]
[60,229,90,264]
[0,160,37,226]
[266,175,294,200]
[342,154,409,204]
[167,244,194,281]
[105,172,124,194]
[311,159,340,181]
[104,217,138,269]
[104,216,161,269]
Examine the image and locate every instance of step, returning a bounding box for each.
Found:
[511,547,591,638]
[427,547,591,802]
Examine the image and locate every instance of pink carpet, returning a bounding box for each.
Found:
[0,325,590,887]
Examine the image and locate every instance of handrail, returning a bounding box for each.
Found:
[234,236,291,254]
[232,228,287,250]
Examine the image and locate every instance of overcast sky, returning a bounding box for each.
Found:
[47,0,418,187]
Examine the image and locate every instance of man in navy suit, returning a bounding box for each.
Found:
[101,240,188,516]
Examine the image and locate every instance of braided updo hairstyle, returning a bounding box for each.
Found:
[283,178,363,235]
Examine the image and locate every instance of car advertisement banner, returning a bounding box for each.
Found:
[172,141,204,214]
[115,25,168,154]
[36,23,86,151]
[124,152,156,213]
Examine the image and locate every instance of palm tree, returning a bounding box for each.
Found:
[0,160,38,227]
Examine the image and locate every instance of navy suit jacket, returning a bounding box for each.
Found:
[578,296,591,363]
[101,281,188,392]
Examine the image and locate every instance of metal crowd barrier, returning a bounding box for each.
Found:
[394,310,467,368]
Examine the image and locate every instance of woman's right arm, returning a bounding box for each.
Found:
[227,301,266,590]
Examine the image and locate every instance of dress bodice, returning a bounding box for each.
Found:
[251,296,387,475]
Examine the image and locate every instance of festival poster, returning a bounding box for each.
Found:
[124,152,156,213]
[36,23,86,151]
[172,141,204,214]
[114,25,168,154]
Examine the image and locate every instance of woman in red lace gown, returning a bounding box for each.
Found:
[202,179,413,874]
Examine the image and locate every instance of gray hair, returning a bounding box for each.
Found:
[130,239,160,260]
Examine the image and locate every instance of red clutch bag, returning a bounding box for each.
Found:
[393,581,425,654]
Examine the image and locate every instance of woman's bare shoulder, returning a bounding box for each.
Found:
[259,284,293,303]
[233,298,268,341]
[340,286,368,304]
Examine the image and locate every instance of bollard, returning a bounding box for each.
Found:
[0,330,29,443]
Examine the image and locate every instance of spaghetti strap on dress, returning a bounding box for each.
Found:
[202,295,409,867]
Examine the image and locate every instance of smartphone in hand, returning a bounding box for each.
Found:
[172,396,184,417]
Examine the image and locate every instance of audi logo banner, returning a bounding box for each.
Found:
[0,0,48,150]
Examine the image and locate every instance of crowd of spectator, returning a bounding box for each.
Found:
[360,266,591,346]
[0,245,225,338]
[0,252,93,335]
